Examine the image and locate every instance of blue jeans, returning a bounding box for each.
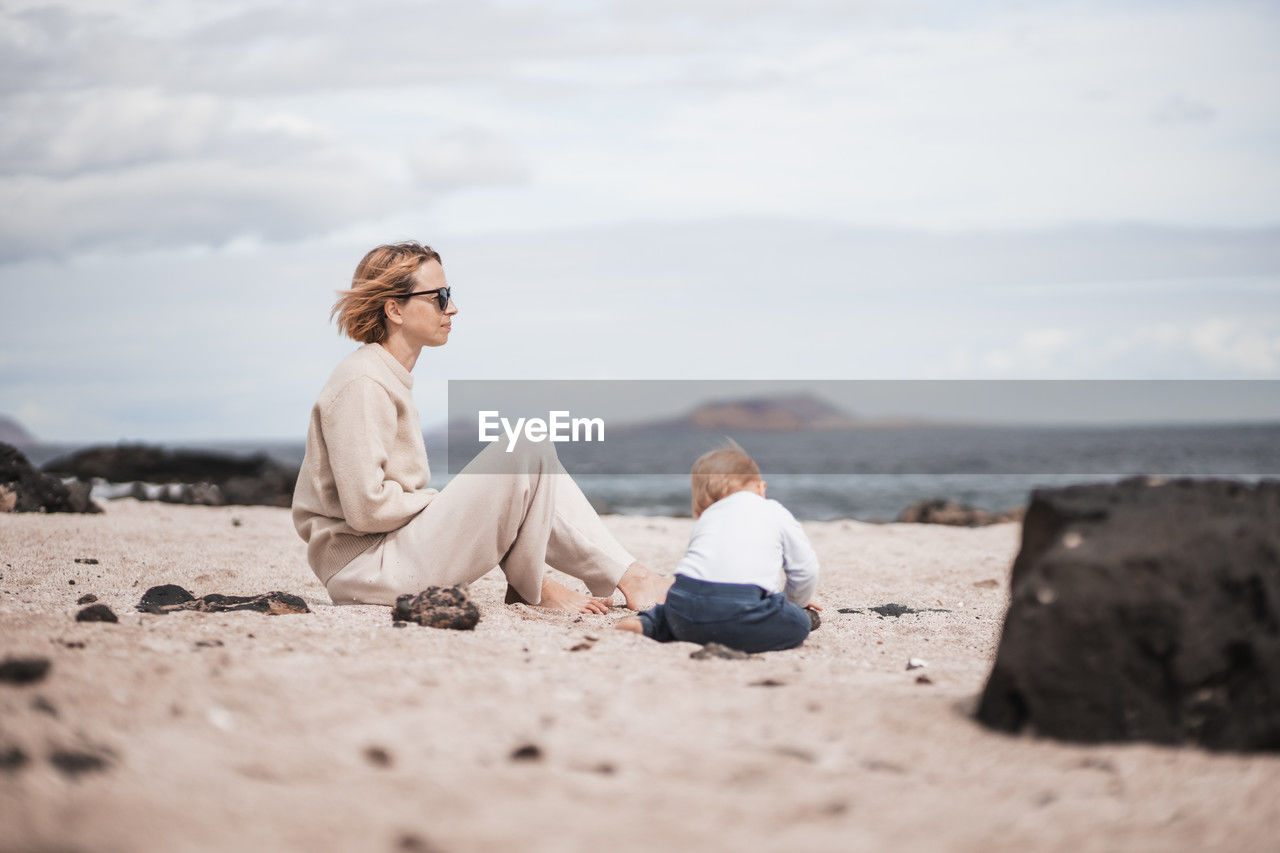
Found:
[638,575,811,654]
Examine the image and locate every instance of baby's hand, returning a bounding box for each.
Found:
[805,599,823,611]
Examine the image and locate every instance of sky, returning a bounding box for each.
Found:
[1,0,1278,442]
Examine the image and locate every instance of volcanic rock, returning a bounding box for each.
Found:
[0,657,51,685]
[509,743,542,761]
[977,477,1280,751]
[76,603,118,623]
[897,499,1022,526]
[0,443,101,513]
[392,586,480,630]
[138,585,309,615]
[48,749,110,777]
[0,746,29,772]
[138,584,197,610]
[41,443,297,507]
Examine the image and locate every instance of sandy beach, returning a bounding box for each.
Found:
[1,500,1277,852]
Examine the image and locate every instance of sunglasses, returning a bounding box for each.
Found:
[401,286,452,310]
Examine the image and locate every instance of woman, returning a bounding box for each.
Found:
[292,241,670,613]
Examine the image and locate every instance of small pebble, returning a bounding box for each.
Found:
[76,604,118,623]
[906,657,927,670]
[510,743,542,761]
[364,746,393,767]
[48,750,109,777]
[76,594,98,605]
[0,657,51,685]
[0,746,30,773]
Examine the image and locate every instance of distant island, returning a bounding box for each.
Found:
[615,392,923,433]
[655,393,859,432]
[0,414,35,446]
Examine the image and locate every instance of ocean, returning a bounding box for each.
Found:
[21,422,1280,522]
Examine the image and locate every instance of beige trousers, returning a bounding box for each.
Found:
[326,438,634,606]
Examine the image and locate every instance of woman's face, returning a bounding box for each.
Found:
[399,259,457,348]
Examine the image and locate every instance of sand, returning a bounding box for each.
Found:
[1,500,1277,852]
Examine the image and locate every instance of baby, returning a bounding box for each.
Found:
[617,442,820,653]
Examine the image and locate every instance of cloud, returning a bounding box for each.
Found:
[1151,94,1218,124]
[1189,319,1280,374]
[967,319,1280,378]
[0,86,528,259]
[408,130,529,190]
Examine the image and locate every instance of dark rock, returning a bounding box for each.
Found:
[393,586,480,630]
[916,675,934,685]
[396,833,439,851]
[138,586,309,616]
[74,557,98,565]
[837,607,863,614]
[806,606,821,631]
[690,643,752,660]
[510,743,542,761]
[750,679,786,687]
[0,656,51,685]
[76,594,98,605]
[364,746,392,767]
[41,443,297,508]
[897,498,1023,526]
[0,443,102,514]
[977,477,1280,752]
[1,746,30,772]
[48,749,109,777]
[869,603,951,618]
[76,603,118,623]
[194,640,224,648]
[138,584,196,610]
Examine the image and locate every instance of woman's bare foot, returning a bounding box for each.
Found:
[615,616,644,634]
[616,562,673,611]
[505,579,610,615]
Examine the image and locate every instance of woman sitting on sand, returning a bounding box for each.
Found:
[292,241,670,614]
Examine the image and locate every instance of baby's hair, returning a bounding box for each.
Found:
[690,439,762,518]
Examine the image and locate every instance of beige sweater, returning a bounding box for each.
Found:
[292,343,435,584]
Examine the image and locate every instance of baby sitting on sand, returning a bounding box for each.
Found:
[617,442,820,653]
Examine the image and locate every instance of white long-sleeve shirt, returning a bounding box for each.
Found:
[675,490,820,606]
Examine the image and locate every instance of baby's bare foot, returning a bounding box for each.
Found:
[616,562,673,611]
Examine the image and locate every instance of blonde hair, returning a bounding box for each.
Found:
[690,440,762,518]
[331,241,442,343]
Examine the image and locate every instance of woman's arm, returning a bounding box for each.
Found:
[321,377,432,533]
